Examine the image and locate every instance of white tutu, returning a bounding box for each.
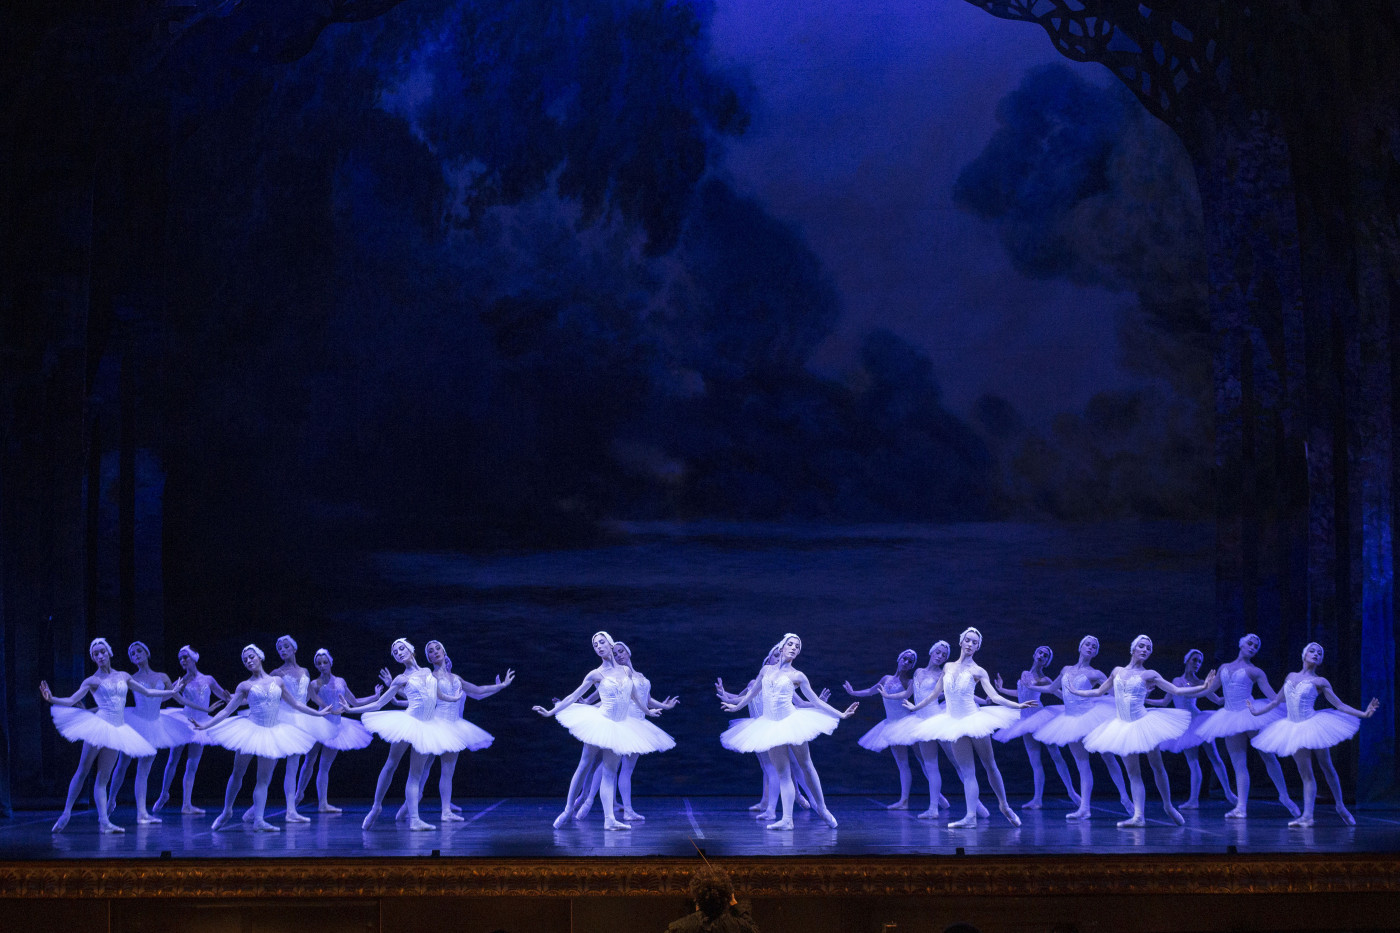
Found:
[1032,698,1117,746]
[1251,711,1359,756]
[995,706,1061,743]
[208,716,316,758]
[318,714,374,751]
[282,707,338,747]
[906,706,1019,743]
[556,703,674,755]
[857,717,901,752]
[1159,712,1212,753]
[51,706,157,757]
[721,707,838,753]
[1084,708,1190,756]
[879,708,941,747]
[441,717,494,752]
[1194,706,1283,740]
[362,710,465,755]
[125,708,196,750]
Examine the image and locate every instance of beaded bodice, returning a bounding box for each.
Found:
[943,665,979,719]
[760,669,798,720]
[403,667,439,721]
[1113,672,1149,722]
[246,680,284,727]
[1221,667,1255,711]
[1284,679,1319,723]
[93,676,129,725]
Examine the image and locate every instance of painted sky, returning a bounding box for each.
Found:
[708,0,1135,425]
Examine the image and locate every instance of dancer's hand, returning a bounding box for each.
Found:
[532,705,553,717]
[379,668,392,687]
[659,695,679,710]
[1364,698,1380,717]
[839,701,858,718]
[1019,699,1040,709]
[818,687,831,703]
[38,681,52,702]
[995,673,1005,690]
[842,680,857,696]
[496,669,515,688]
[720,700,743,713]
[645,706,663,717]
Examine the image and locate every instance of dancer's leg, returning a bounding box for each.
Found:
[914,742,942,819]
[439,752,462,821]
[315,748,341,812]
[947,738,981,828]
[1044,741,1081,805]
[1180,747,1203,808]
[1147,749,1183,824]
[134,755,160,823]
[1289,750,1316,827]
[52,743,101,832]
[1314,747,1353,825]
[250,756,280,831]
[94,749,124,833]
[181,745,206,813]
[213,753,252,830]
[1257,748,1300,817]
[295,745,322,805]
[1116,753,1146,828]
[887,745,912,809]
[753,751,779,819]
[1065,743,1093,820]
[1223,733,1251,818]
[788,749,814,809]
[555,744,603,828]
[972,735,1020,826]
[789,742,837,827]
[106,753,131,815]
[766,744,796,830]
[1021,734,1046,808]
[941,741,988,818]
[404,750,434,830]
[283,753,308,822]
[599,750,628,830]
[154,746,183,812]
[362,742,408,829]
[617,753,642,820]
[1202,739,1238,804]
[1101,751,1134,814]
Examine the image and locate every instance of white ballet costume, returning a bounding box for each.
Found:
[1250,679,1360,756]
[557,669,675,755]
[881,672,945,747]
[125,688,195,751]
[50,677,158,757]
[898,666,1017,744]
[721,668,837,753]
[362,668,462,755]
[208,680,316,759]
[1159,691,1210,754]
[1083,673,1190,756]
[858,692,911,752]
[434,684,493,752]
[278,670,335,746]
[315,680,372,751]
[178,679,220,746]
[994,678,1062,743]
[1030,671,1117,746]
[1194,667,1284,740]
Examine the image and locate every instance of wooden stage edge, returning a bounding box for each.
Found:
[3,852,1399,899]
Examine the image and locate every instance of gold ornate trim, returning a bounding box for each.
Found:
[2,854,1398,898]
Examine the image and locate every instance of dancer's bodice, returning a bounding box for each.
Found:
[1113,672,1149,722]
[912,669,939,705]
[315,679,340,708]
[1284,678,1319,722]
[1016,676,1039,715]
[882,691,908,720]
[1221,667,1254,711]
[93,676,129,726]
[597,669,635,722]
[1171,681,1200,712]
[435,674,462,720]
[131,680,163,720]
[943,665,979,719]
[246,679,284,727]
[181,678,212,721]
[279,669,310,706]
[628,672,651,720]
[1062,670,1095,715]
[760,669,798,720]
[402,668,438,721]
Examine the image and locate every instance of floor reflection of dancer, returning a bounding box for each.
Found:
[294,648,378,814]
[720,633,858,830]
[1028,635,1134,821]
[896,627,1031,828]
[1193,633,1300,819]
[844,649,919,809]
[153,645,230,815]
[40,638,173,833]
[535,631,674,830]
[993,645,1080,810]
[877,640,964,820]
[1070,634,1218,828]
[348,637,461,831]
[196,644,327,832]
[576,640,675,822]
[421,640,513,822]
[1149,648,1236,809]
[1248,642,1379,827]
[105,640,192,824]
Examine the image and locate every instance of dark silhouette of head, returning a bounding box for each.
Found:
[689,867,735,921]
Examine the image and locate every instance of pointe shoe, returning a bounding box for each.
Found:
[886,799,910,810]
[603,817,631,831]
[285,810,310,823]
[408,817,436,831]
[976,801,990,819]
[917,808,939,820]
[1165,806,1185,826]
[574,801,594,820]
[450,802,462,813]
[241,806,255,822]
[98,820,126,834]
[620,809,645,822]
[1065,808,1090,821]
[1116,814,1146,828]
[1223,787,1239,805]
[51,813,71,833]
[1181,799,1200,810]
[748,801,767,812]
[318,803,342,814]
[182,804,206,814]
[152,793,170,812]
[754,810,777,821]
[795,794,811,810]
[1000,803,1021,827]
[1280,796,1302,819]
[1288,815,1315,828]
[938,794,950,810]
[1336,804,1356,826]
[947,813,977,829]
[820,809,838,828]
[765,817,794,831]
[1224,807,1247,820]
[251,819,280,833]
[1068,790,1082,807]
[362,805,382,830]
[552,809,573,830]
[441,810,465,822]
[1021,799,1042,810]
[212,811,233,831]
[394,802,409,820]
[137,812,162,824]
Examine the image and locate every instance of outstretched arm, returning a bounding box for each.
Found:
[904,675,944,712]
[1151,669,1218,698]
[460,669,515,700]
[1025,670,1065,695]
[194,683,251,729]
[720,677,762,712]
[39,678,95,707]
[277,678,331,716]
[1251,666,1280,701]
[1318,679,1381,719]
[797,672,858,719]
[844,678,886,698]
[534,671,602,717]
[342,676,408,714]
[1065,669,1115,697]
[977,669,1035,709]
[127,677,181,700]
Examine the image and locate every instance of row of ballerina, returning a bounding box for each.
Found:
[39,627,1378,836]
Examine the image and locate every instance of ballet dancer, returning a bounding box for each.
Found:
[293,648,378,813]
[574,640,675,823]
[993,645,1080,810]
[153,645,230,814]
[195,644,327,831]
[421,640,513,822]
[720,633,858,830]
[1028,635,1134,820]
[40,637,177,832]
[874,640,964,819]
[260,634,317,824]
[105,640,193,824]
[1149,648,1237,809]
[1248,642,1380,827]
[895,627,1032,828]
[1193,633,1301,819]
[1069,634,1218,828]
[844,649,919,809]
[346,637,464,831]
[534,631,674,830]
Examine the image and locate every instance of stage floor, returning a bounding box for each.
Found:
[4,796,1398,859]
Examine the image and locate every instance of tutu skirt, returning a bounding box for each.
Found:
[721,708,838,753]
[51,707,157,757]
[1084,708,1190,756]
[1251,712,1359,757]
[904,706,1019,744]
[126,709,196,750]
[1031,700,1117,747]
[1159,712,1213,754]
[440,717,494,752]
[995,706,1061,743]
[556,704,675,755]
[857,717,905,752]
[362,710,463,755]
[880,708,941,747]
[207,717,315,759]
[318,714,374,751]
[1193,706,1283,741]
